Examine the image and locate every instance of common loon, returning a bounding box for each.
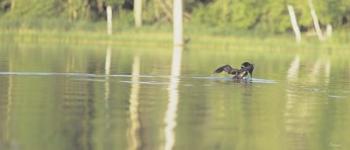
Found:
[214,62,254,80]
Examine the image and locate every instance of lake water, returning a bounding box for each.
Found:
[0,42,349,150]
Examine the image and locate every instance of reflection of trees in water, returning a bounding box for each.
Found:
[309,58,331,84]
[0,54,13,148]
[165,46,182,150]
[5,62,13,142]
[62,81,94,150]
[240,84,257,150]
[128,56,142,150]
[285,55,332,150]
[61,55,97,150]
[285,55,308,150]
[104,46,111,131]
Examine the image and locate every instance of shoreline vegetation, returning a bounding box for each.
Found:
[1,0,350,49]
[0,21,349,51]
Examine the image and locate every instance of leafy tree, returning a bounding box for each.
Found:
[0,0,349,32]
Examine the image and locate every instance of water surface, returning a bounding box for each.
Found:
[0,43,349,150]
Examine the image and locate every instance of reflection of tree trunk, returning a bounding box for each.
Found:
[84,76,95,150]
[62,53,97,150]
[286,55,300,116]
[309,59,321,83]
[285,55,308,150]
[104,46,112,128]
[128,56,141,150]
[309,58,331,84]
[285,56,328,150]
[324,59,331,84]
[165,46,182,150]
[6,60,13,140]
[287,56,300,81]
[80,55,96,150]
[286,56,299,118]
[66,52,75,73]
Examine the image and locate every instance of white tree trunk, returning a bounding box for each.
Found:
[134,0,142,27]
[106,6,112,35]
[308,0,324,41]
[326,24,332,38]
[173,0,183,46]
[11,0,15,11]
[287,5,302,43]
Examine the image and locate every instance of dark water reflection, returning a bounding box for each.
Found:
[0,44,349,150]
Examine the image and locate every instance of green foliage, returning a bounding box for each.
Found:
[192,0,350,32]
[0,0,349,33]
[5,0,59,18]
[106,0,124,6]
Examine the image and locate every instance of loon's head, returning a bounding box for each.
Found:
[241,62,254,78]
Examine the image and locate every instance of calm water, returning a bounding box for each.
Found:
[0,43,349,150]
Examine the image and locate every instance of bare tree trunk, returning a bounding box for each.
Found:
[107,6,112,35]
[173,0,183,46]
[326,24,332,38]
[134,0,143,27]
[158,0,172,21]
[68,0,77,20]
[82,0,89,19]
[11,0,15,11]
[308,0,325,41]
[96,0,104,13]
[287,5,302,43]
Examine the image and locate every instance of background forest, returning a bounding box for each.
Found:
[0,0,350,33]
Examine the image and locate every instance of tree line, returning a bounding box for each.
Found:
[0,0,349,32]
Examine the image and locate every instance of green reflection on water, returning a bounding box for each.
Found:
[0,42,349,150]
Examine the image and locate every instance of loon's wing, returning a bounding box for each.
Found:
[214,65,240,75]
